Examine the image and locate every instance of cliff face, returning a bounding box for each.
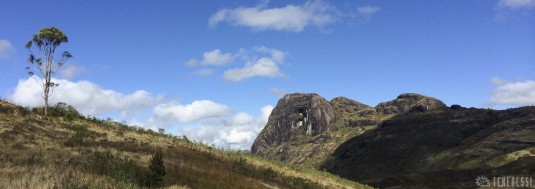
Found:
[251,93,535,188]
[251,93,446,165]
[251,93,335,158]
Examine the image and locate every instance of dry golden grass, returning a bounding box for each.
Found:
[0,100,369,189]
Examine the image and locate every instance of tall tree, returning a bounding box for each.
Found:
[25,27,72,116]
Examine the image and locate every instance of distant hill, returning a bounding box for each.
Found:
[0,99,369,189]
[252,93,535,188]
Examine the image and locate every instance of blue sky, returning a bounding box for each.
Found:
[1,0,534,149]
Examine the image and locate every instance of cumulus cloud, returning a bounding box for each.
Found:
[498,0,535,9]
[223,46,286,81]
[219,129,257,145]
[181,105,273,150]
[0,39,15,59]
[209,0,336,32]
[184,49,234,67]
[488,77,535,106]
[202,49,234,66]
[232,112,254,125]
[259,105,274,127]
[154,100,231,122]
[10,76,161,117]
[186,46,287,81]
[223,58,282,81]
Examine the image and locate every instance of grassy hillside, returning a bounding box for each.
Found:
[322,106,535,188]
[0,100,369,189]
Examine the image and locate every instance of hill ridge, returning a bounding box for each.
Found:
[0,99,369,189]
[251,93,535,188]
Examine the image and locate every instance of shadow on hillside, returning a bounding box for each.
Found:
[321,106,535,188]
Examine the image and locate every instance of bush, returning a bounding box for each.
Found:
[85,151,141,186]
[64,125,102,147]
[31,102,81,120]
[145,151,166,187]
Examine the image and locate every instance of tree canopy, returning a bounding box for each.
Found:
[25,27,72,116]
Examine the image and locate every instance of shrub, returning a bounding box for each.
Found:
[145,151,166,187]
[64,125,102,147]
[85,151,141,186]
[30,102,81,120]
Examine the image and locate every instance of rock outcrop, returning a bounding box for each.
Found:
[251,93,335,157]
[330,97,371,112]
[375,93,446,114]
[251,93,448,164]
[252,92,535,188]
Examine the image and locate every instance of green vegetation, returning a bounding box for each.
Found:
[146,151,166,187]
[25,27,73,116]
[0,99,369,189]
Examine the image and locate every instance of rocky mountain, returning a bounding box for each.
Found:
[252,93,535,188]
[322,105,535,188]
[251,93,335,162]
[251,93,446,165]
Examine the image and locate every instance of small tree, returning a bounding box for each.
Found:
[146,151,166,187]
[25,27,72,116]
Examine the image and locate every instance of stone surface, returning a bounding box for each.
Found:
[251,93,335,157]
[251,92,448,164]
[375,93,446,114]
[251,92,535,188]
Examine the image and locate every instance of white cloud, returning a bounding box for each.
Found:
[154,100,231,122]
[232,112,254,125]
[182,125,218,143]
[10,76,160,117]
[254,46,285,63]
[184,49,234,67]
[209,0,336,32]
[180,105,273,150]
[223,46,286,81]
[0,40,15,59]
[259,105,274,129]
[202,49,234,66]
[223,58,282,81]
[59,63,84,79]
[357,6,381,16]
[498,0,535,9]
[220,129,256,145]
[187,46,287,81]
[489,77,535,106]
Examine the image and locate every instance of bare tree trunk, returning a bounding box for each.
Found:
[44,83,49,116]
[43,51,52,116]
